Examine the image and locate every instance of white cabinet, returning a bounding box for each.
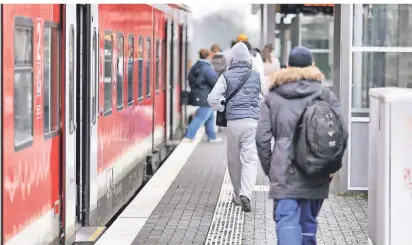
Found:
[368,87,412,245]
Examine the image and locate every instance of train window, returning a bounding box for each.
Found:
[104,33,113,115]
[14,22,34,148]
[92,28,97,124]
[146,37,151,98]
[155,39,160,92]
[127,35,134,106]
[162,35,167,92]
[137,35,143,101]
[44,25,60,136]
[69,25,75,134]
[117,34,124,110]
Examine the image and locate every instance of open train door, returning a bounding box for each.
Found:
[0,4,3,244]
[63,4,77,244]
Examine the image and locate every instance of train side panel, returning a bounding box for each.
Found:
[2,4,62,245]
[94,4,153,224]
[152,7,166,164]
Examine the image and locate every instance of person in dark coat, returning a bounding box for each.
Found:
[183,49,222,142]
[255,46,347,245]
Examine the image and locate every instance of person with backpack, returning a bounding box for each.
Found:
[255,46,348,245]
[207,42,264,212]
[182,49,222,143]
[209,44,227,77]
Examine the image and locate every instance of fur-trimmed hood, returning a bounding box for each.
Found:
[267,66,324,89]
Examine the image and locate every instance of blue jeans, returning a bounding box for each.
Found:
[274,199,324,245]
[184,107,217,140]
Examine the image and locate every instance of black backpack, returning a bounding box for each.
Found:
[292,88,347,178]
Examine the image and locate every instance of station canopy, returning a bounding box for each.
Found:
[278,4,334,15]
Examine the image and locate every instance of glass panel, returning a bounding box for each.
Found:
[146,37,151,97]
[92,29,97,124]
[127,35,134,105]
[14,72,33,146]
[14,24,33,147]
[353,4,412,47]
[44,27,60,134]
[155,39,160,91]
[352,52,412,115]
[14,26,33,66]
[162,36,167,91]
[138,35,144,100]
[116,36,124,110]
[300,15,334,49]
[117,35,124,110]
[104,34,113,114]
[69,25,75,133]
[312,52,332,83]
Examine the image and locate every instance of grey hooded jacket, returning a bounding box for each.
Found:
[207,42,263,120]
[255,66,347,200]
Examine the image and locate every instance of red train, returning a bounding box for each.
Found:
[0,4,191,245]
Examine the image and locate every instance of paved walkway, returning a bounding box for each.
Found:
[132,134,368,244]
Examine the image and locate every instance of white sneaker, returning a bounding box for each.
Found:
[208,137,223,143]
[182,138,193,143]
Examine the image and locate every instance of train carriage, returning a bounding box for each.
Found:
[0,4,191,245]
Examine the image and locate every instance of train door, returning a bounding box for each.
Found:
[63,4,77,243]
[0,4,2,244]
[87,3,99,226]
[168,20,175,139]
[165,19,173,141]
[0,4,4,244]
[178,24,184,125]
[163,19,169,142]
[76,4,98,228]
[74,4,99,227]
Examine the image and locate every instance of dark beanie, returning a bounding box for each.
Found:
[288,46,313,68]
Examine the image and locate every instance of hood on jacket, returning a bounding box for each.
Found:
[189,59,210,81]
[227,42,251,68]
[267,66,325,99]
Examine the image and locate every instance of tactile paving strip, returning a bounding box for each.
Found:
[253,185,270,192]
[205,169,244,245]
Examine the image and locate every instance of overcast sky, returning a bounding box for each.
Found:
[188,3,260,31]
[187,2,261,62]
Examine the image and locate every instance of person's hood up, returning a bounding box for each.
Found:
[227,42,251,67]
[268,66,325,99]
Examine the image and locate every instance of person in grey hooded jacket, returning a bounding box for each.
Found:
[208,42,264,212]
[255,46,347,245]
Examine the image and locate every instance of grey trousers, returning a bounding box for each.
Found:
[226,118,259,201]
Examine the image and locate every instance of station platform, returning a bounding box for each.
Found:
[95,129,369,245]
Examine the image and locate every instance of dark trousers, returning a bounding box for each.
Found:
[274,199,324,245]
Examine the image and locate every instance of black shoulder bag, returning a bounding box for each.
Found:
[216,70,252,127]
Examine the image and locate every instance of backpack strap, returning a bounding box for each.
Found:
[320,87,331,101]
[224,70,252,102]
